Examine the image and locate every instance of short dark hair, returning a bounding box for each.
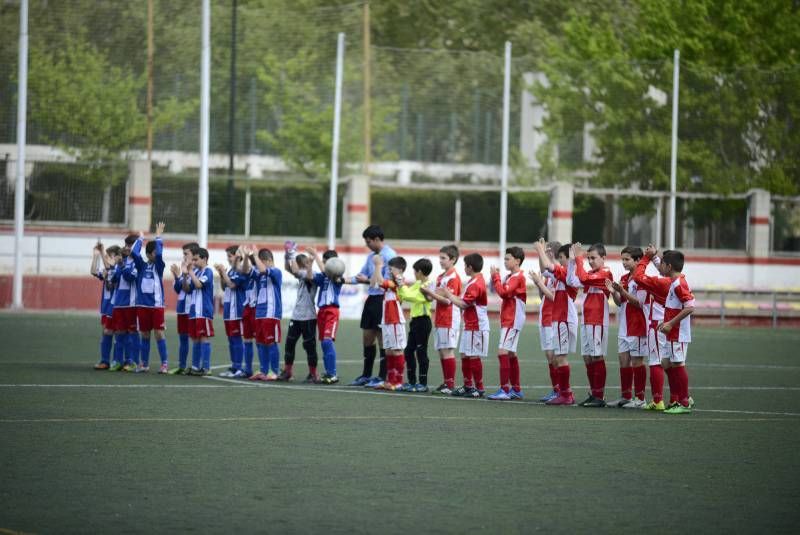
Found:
[196,248,209,260]
[588,243,607,257]
[145,241,156,255]
[124,233,138,246]
[621,246,643,261]
[388,256,407,271]
[258,248,273,262]
[661,250,685,272]
[225,245,239,256]
[463,252,483,272]
[106,245,121,256]
[413,258,433,276]
[362,225,384,241]
[322,250,338,261]
[182,242,199,253]
[294,253,308,268]
[557,244,571,258]
[440,245,459,261]
[506,246,524,263]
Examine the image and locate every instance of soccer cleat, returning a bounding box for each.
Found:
[401,383,415,392]
[264,371,278,381]
[433,383,453,395]
[546,392,576,405]
[623,399,647,409]
[218,368,237,378]
[644,400,666,411]
[134,365,150,374]
[349,375,371,387]
[303,373,320,384]
[276,370,293,382]
[109,362,123,372]
[249,372,269,382]
[94,362,110,370]
[509,389,524,400]
[578,395,594,407]
[606,398,630,408]
[539,390,558,402]
[688,396,695,409]
[365,377,384,388]
[487,388,511,401]
[320,374,339,385]
[414,384,428,393]
[463,387,482,398]
[186,367,202,376]
[451,386,467,397]
[582,396,606,408]
[383,383,399,391]
[664,403,692,414]
[122,363,137,372]
[158,363,169,374]
[168,367,186,375]
[202,369,212,376]
[231,369,247,378]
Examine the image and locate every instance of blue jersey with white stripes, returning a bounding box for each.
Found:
[95,268,115,316]
[174,275,189,314]
[223,267,248,320]
[189,267,214,319]
[313,272,342,308]
[131,237,166,308]
[111,258,137,307]
[254,266,282,319]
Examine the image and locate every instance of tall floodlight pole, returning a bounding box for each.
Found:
[12,0,29,309]
[499,41,512,264]
[226,0,238,234]
[198,0,211,247]
[668,49,680,250]
[327,33,345,251]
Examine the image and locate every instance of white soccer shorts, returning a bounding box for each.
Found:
[659,339,689,363]
[618,335,648,357]
[381,323,407,351]
[539,324,556,352]
[499,327,522,353]
[459,330,489,358]
[553,321,577,356]
[580,324,609,357]
[434,327,459,351]
[647,325,666,366]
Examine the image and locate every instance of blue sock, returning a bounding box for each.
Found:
[202,342,211,370]
[229,336,243,370]
[113,333,125,364]
[191,341,202,369]
[125,333,139,365]
[268,344,280,374]
[140,337,151,367]
[257,344,268,374]
[157,338,168,365]
[100,334,112,364]
[244,341,254,374]
[322,339,337,376]
[178,334,189,369]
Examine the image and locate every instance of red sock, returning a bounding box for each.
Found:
[548,363,559,391]
[509,355,520,391]
[633,365,647,401]
[498,354,511,392]
[309,365,317,376]
[285,363,293,374]
[665,367,678,403]
[386,355,397,385]
[471,358,484,391]
[396,354,406,386]
[558,364,571,393]
[443,358,456,389]
[594,360,607,399]
[461,357,473,388]
[585,361,595,393]
[620,366,633,400]
[649,365,664,403]
[674,366,689,406]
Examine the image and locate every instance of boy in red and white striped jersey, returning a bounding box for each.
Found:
[422,245,461,395]
[371,255,408,391]
[487,246,527,400]
[572,242,614,407]
[606,246,649,408]
[528,240,561,401]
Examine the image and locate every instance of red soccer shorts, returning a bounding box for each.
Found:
[256,317,282,345]
[189,317,215,339]
[112,307,137,332]
[242,306,256,339]
[177,313,190,335]
[137,307,166,332]
[317,306,340,340]
[224,319,243,337]
[101,315,113,329]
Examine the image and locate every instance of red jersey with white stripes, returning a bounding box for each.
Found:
[618,273,647,337]
[549,263,579,324]
[434,268,462,329]
[664,275,695,342]
[538,272,557,327]
[491,270,527,330]
[574,258,612,326]
[462,274,489,331]
[633,256,667,323]
[380,280,405,325]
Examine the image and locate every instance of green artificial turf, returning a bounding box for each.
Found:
[1,312,799,533]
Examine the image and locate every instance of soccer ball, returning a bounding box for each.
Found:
[324,257,345,279]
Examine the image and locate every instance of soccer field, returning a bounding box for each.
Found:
[1,312,799,533]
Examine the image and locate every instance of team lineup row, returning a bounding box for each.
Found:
[90,224,696,413]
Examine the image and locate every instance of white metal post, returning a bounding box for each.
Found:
[499,41,512,263]
[327,33,345,251]
[668,49,680,250]
[12,0,29,310]
[197,0,211,248]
